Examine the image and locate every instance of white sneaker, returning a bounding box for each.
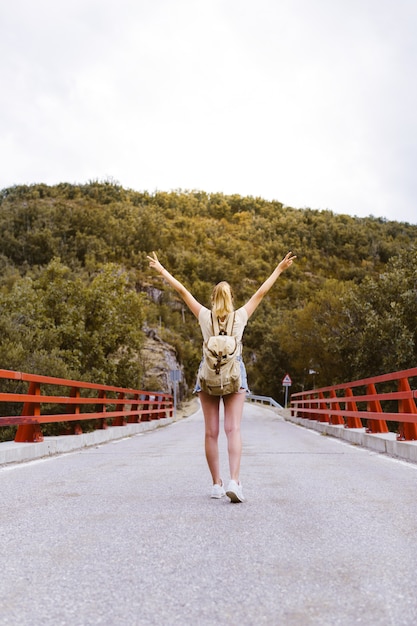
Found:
[226,479,245,503]
[211,480,226,499]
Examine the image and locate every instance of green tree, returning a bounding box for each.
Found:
[0,260,145,387]
[340,248,417,379]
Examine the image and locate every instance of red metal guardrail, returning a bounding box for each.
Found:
[290,367,417,441]
[0,369,174,443]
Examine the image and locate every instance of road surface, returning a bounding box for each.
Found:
[1,403,416,625]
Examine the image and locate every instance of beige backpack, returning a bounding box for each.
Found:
[199,313,241,395]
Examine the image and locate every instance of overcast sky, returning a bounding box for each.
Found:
[1,0,416,224]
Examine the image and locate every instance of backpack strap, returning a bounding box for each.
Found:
[225,312,235,336]
[211,313,220,336]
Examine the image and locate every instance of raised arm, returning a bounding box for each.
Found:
[147,252,202,318]
[244,251,296,318]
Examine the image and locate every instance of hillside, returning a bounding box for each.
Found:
[1,181,416,406]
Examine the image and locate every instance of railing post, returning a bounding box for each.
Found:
[329,389,344,425]
[298,395,305,418]
[64,387,83,435]
[310,393,317,419]
[97,390,108,429]
[318,391,330,422]
[366,383,388,433]
[70,387,81,416]
[127,393,140,423]
[304,393,313,419]
[150,395,159,420]
[113,392,126,426]
[344,387,363,429]
[14,381,44,443]
[397,377,417,441]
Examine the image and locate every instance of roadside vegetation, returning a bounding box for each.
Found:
[1,181,416,411]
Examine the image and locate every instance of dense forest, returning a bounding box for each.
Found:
[0,181,416,408]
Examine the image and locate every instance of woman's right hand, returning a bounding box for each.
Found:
[147,251,164,274]
[277,251,296,273]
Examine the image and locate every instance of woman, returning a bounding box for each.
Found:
[147,251,296,503]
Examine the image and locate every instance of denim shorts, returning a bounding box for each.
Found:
[193,355,249,394]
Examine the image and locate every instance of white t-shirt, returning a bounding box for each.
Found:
[198,306,248,343]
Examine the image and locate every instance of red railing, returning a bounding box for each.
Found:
[290,367,417,441]
[0,369,173,443]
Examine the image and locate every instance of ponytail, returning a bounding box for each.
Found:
[211,281,234,318]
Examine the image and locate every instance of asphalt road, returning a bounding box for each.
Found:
[1,403,417,626]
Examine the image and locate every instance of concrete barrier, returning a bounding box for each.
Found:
[0,418,173,466]
[283,410,417,464]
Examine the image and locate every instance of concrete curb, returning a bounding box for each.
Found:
[0,418,174,466]
[282,410,417,464]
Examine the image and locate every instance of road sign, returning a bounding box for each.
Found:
[170,370,182,382]
[170,370,181,418]
[282,373,292,408]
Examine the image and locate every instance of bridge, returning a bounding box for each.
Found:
[1,369,417,625]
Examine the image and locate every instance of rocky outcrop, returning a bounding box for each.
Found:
[141,329,188,399]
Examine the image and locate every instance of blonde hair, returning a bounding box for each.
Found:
[211,281,234,318]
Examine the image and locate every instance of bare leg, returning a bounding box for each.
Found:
[199,391,222,484]
[223,391,246,481]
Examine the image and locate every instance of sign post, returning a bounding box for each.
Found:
[282,373,292,408]
[169,369,182,418]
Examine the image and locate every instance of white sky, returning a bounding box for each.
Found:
[1,0,416,224]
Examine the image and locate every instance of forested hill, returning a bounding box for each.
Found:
[1,181,416,404]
